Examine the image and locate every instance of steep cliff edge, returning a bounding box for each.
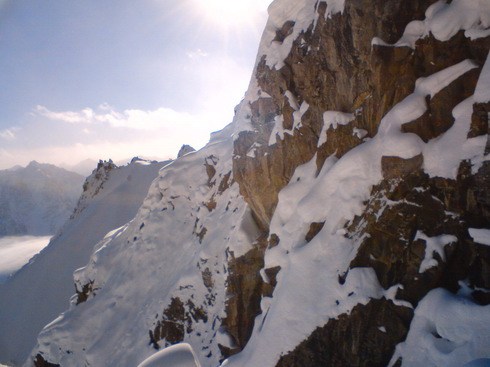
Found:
[230,0,490,366]
[24,1,489,366]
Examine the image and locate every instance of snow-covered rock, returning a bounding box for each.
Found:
[390,288,490,367]
[177,145,196,158]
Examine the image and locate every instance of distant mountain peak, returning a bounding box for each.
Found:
[26,160,41,168]
[177,144,196,158]
[0,162,84,236]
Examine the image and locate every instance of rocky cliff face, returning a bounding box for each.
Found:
[21,1,490,367]
[230,0,490,365]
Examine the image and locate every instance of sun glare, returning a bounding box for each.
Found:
[193,0,270,28]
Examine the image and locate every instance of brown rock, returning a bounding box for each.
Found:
[221,235,269,357]
[276,299,413,367]
[75,280,95,305]
[33,354,60,367]
[233,0,472,230]
[305,222,325,243]
[381,154,423,179]
[469,102,490,139]
[150,297,208,349]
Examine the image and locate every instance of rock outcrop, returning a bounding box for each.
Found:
[230,0,490,365]
[178,145,197,158]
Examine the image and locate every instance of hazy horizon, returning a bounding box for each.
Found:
[0,0,271,169]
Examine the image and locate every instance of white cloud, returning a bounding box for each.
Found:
[0,128,19,140]
[35,105,207,131]
[0,102,229,170]
[186,48,208,59]
[35,105,94,124]
[0,130,203,170]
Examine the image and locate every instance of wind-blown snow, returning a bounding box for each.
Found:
[390,288,490,367]
[262,0,318,69]
[269,95,309,145]
[255,0,345,70]
[0,160,166,366]
[233,0,345,136]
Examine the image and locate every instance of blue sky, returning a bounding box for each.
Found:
[0,0,270,169]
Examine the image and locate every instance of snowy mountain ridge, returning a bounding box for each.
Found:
[28,124,260,367]
[1,0,490,366]
[0,158,169,366]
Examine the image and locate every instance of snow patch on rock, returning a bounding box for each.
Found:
[390,288,490,367]
[372,0,490,48]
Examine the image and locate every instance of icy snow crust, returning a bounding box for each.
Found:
[469,228,490,247]
[317,111,355,147]
[414,231,457,273]
[269,95,309,145]
[0,160,166,366]
[30,124,259,367]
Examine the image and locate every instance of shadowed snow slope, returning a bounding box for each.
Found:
[0,159,167,366]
